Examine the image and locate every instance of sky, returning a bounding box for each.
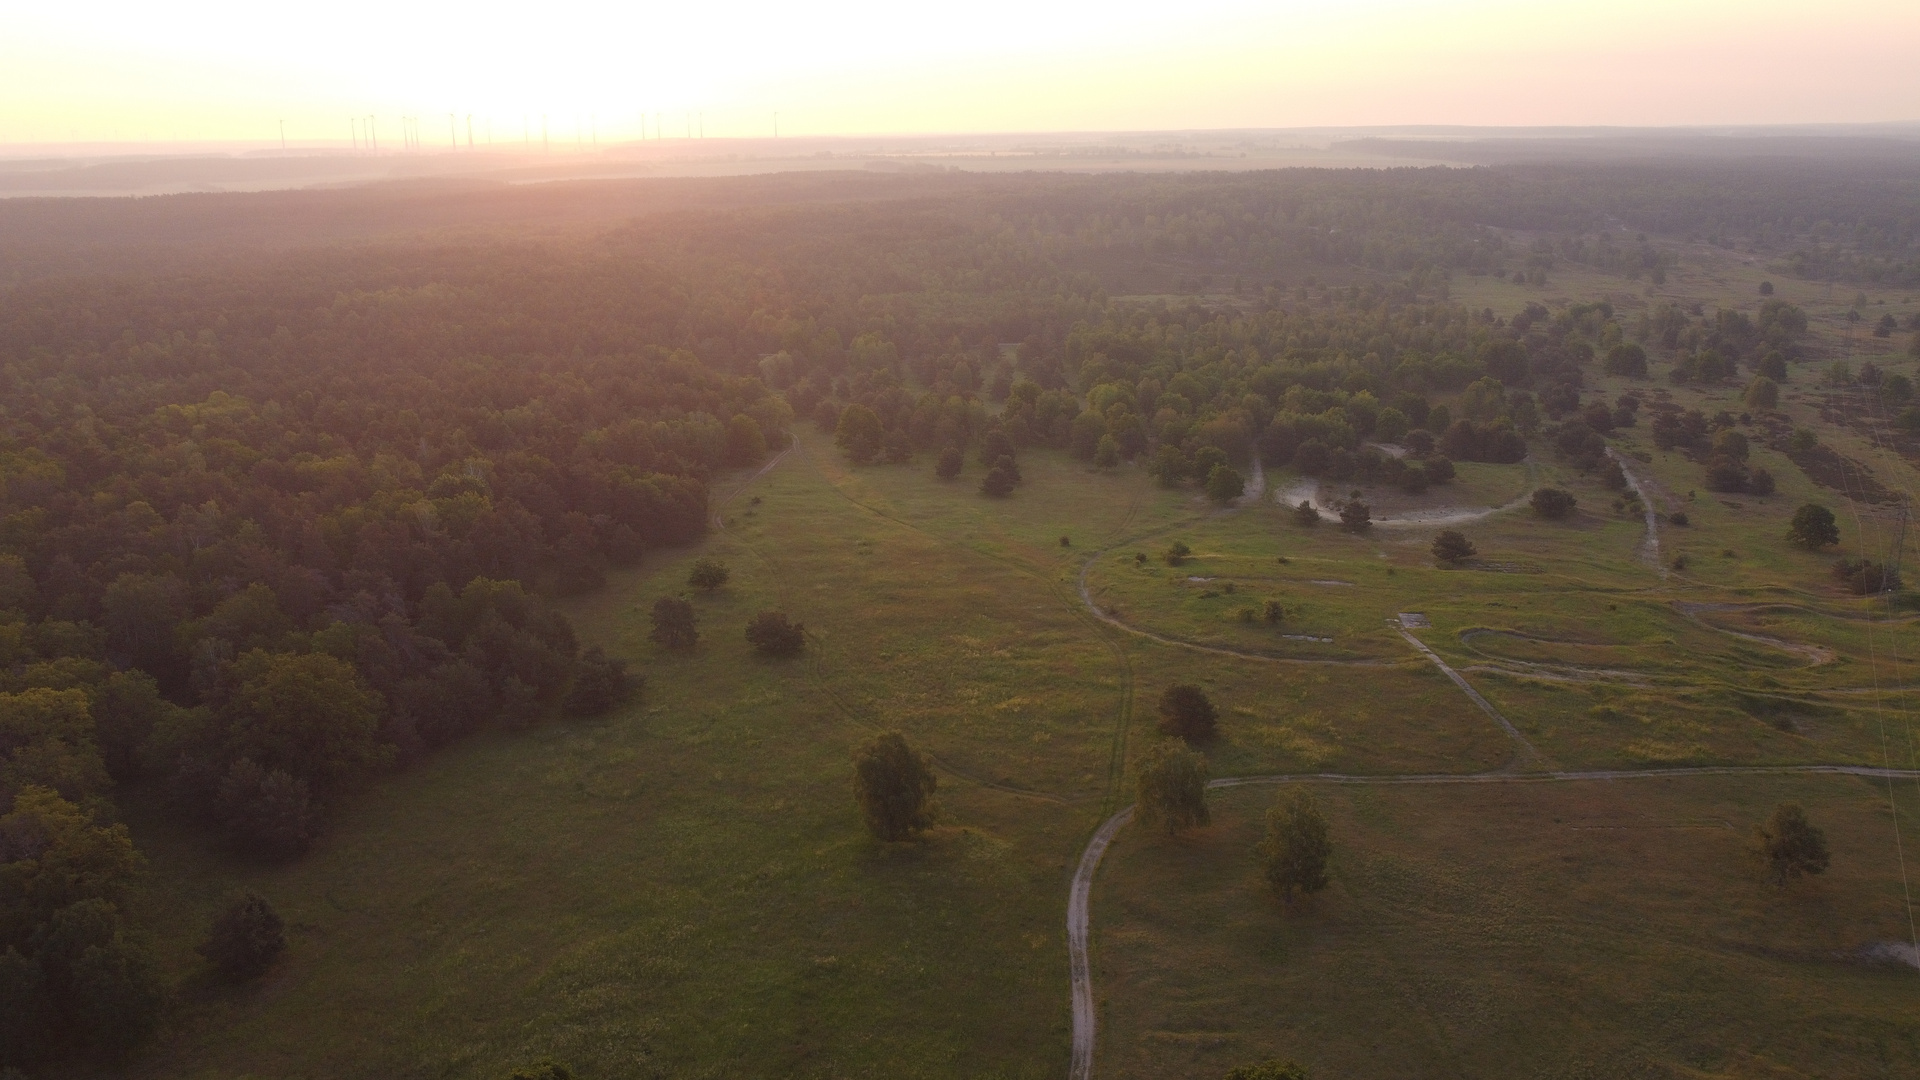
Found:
[3,0,1917,146]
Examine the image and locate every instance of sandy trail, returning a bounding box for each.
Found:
[1607,447,1664,575]
[1271,475,1533,527]
[1065,762,1920,1080]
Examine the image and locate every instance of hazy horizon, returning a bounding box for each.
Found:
[6,0,1917,148]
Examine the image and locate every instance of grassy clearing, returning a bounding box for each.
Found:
[1095,776,1920,1080]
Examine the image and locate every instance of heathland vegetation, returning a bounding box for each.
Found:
[0,156,1917,1077]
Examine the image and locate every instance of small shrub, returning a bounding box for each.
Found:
[564,647,637,715]
[1431,530,1477,565]
[507,1061,576,1080]
[1530,487,1577,520]
[935,446,963,480]
[1292,500,1321,526]
[1163,540,1192,566]
[1668,511,1688,526]
[1263,600,1285,623]
[744,611,807,656]
[687,557,730,591]
[1753,803,1830,885]
[1337,499,1371,533]
[1059,535,1071,547]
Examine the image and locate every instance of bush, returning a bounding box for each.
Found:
[979,466,1016,498]
[1292,500,1321,526]
[1668,511,1689,526]
[1744,376,1780,410]
[1787,503,1840,549]
[198,891,286,980]
[1156,684,1218,743]
[649,596,699,650]
[1530,487,1577,519]
[1205,464,1245,503]
[69,937,166,1059]
[1832,558,1902,595]
[935,445,963,480]
[1164,540,1192,566]
[744,611,807,656]
[1260,789,1332,902]
[1602,343,1648,377]
[563,646,636,715]
[1753,803,1830,885]
[1431,530,1476,564]
[1262,599,1285,624]
[852,732,938,841]
[1224,1061,1310,1080]
[1134,739,1210,836]
[687,557,730,591]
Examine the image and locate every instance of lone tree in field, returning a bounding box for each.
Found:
[1157,684,1218,743]
[1135,739,1210,836]
[1205,464,1246,503]
[935,445,963,480]
[1163,540,1192,566]
[1753,802,1830,885]
[564,646,637,715]
[1431,530,1476,565]
[1224,1061,1311,1080]
[650,596,699,650]
[1260,789,1332,903]
[1786,503,1840,550]
[979,464,1017,498]
[853,732,939,841]
[744,610,806,656]
[198,891,286,981]
[1293,500,1321,526]
[687,557,730,591]
[1530,487,1577,520]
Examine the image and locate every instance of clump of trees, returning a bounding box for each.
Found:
[1336,498,1372,533]
[1157,684,1218,743]
[1832,558,1902,595]
[1752,803,1829,885]
[1134,739,1210,836]
[1205,465,1246,503]
[1530,487,1577,519]
[1260,790,1332,903]
[744,611,806,656]
[1431,530,1476,565]
[852,732,938,841]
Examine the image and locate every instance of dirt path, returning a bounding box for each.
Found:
[1398,628,1540,768]
[1065,761,1920,1080]
[1607,447,1664,575]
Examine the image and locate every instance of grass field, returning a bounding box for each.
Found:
[111,239,1920,1080]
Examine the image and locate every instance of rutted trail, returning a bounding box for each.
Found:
[1065,762,1920,1080]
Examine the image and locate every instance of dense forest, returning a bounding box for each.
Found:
[0,157,1883,1067]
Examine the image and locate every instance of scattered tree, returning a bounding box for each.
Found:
[1157,684,1219,743]
[1263,599,1285,624]
[1530,487,1577,520]
[1786,503,1840,550]
[1753,802,1830,885]
[1260,789,1332,902]
[1164,540,1192,566]
[1093,434,1121,468]
[834,403,885,464]
[650,596,699,650]
[935,446,963,480]
[1134,739,1210,836]
[744,611,807,656]
[687,557,730,591]
[1744,376,1780,411]
[1292,500,1321,527]
[852,732,938,841]
[1431,530,1477,565]
[198,891,286,981]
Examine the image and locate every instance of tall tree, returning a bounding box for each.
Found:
[1259,789,1332,902]
[1135,739,1210,836]
[852,732,938,841]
